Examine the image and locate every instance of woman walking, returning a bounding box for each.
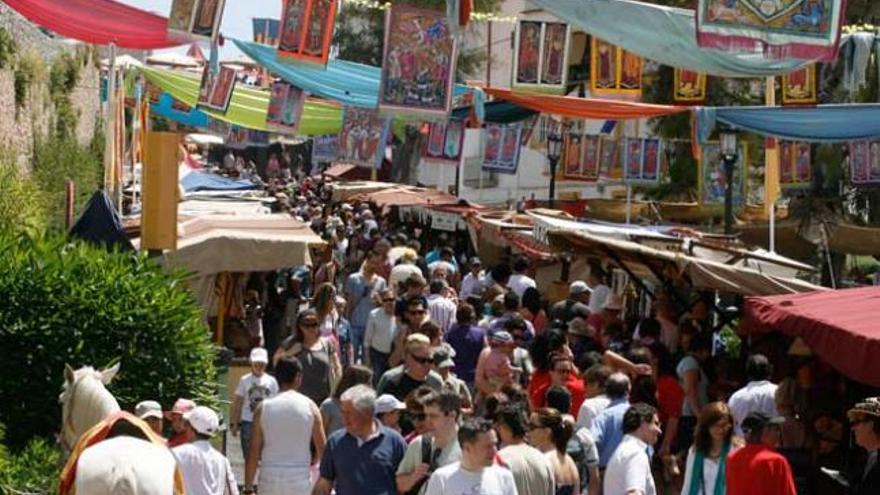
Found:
[274,309,342,406]
[528,407,580,495]
[681,402,740,495]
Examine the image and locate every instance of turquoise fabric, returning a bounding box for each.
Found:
[233,39,477,109]
[529,0,814,78]
[687,442,730,495]
[697,105,880,143]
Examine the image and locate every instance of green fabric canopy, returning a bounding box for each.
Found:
[140,67,343,136]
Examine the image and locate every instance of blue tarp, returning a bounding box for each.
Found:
[696,105,880,143]
[181,171,258,192]
[69,190,133,251]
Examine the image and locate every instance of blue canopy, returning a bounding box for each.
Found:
[696,105,880,143]
[180,171,258,192]
[529,0,815,78]
[151,92,209,128]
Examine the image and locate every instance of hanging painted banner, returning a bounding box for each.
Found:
[563,133,601,181]
[227,126,270,149]
[591,37,642,99]
[779,141,812,188]
[641,138,663,182]
[168,0,226,42]
[423,119,466,164]
[695,0,845,61]
[848,141,880,187]
[379,5,457,119]
[197,65,236,113]
[278,0,338,66]
[700,142,746,206]
[312,135,339,162]
[266,82,307,134]
[338,107,390,169]
[253,18,280,46]
[782,64,817,105]
[512,20,571,94]
[599,137,621,180]
[674,68,707,103]
[482,123,524,174]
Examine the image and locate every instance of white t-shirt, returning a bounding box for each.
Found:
[507,274,536,298]
[576,394,611,430]
[603,434,655,495]
[424,462,519,495]
[172,440,238,495]
[728,380,779,437]
[235,372,279,422]
[588,284,611,314]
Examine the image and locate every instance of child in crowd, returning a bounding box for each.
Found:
[483,331,522,392]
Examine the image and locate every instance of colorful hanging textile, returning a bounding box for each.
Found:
[196,65,236,113]
[599,138,621,180]
[423,119,466,164]
[168,0,226,42]
[782,64,817,105]
[513,20,571,94]
[624,138,663,183]
[563,133,601,181]
[591,37,642,99]
[278,0,337,66]
[234,39,477,109]
[253,18,280,46]
[695,0,845,61]
[338,107,390,169]
[266,82,307,134]
[483,88,688,120]
[3,0,183,49]
[140,66,342,135]
[696,105,880,144]
[482,123,524,174]
[227,126,271,149]
[527,0,815,78]
[700,142,747,206]
[674,68,707,103]
[848,141,880,187]
[312,135,340,163]
[779,141,812,188]
[151,92,209,128]
[379,5,457,119]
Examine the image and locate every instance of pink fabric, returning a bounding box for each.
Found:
[5,0,182,49]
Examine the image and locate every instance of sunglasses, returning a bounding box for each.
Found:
[383,298,396,302]
[410,354,433,365]
[301,321,319,328]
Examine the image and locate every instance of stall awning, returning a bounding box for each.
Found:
[743,287,880,387]
[351,186,464,210]
[484,88,688,120]
[548,229,824,296]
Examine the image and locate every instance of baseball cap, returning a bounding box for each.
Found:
[470,257,482,266]
[569,281,591,296]
[741,411,785,435]
[135,400,163,420]
[432,348,455,369]
[375,394,407,414]
[490,330,514,344]
[250,347,269,364]
[184,406,220,436]
[164,398,196,419]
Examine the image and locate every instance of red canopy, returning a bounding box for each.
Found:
[743,286,880,387]
[484,87,690,120]
[5,0,181,49]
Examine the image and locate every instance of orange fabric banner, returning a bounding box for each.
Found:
[484,87,689,120]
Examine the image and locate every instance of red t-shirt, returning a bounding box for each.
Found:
[656,375,684,425]
[167,432,188,448]
[726,444,797,495]
[528,370,586,417]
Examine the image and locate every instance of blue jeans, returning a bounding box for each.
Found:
[240,420,252,462]
[370,348,390,386]
[350,325,366,364]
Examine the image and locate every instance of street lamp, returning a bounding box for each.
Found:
[545,119,563,208]
[719,129,738,235]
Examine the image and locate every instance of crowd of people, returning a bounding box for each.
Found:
[125,174,880,495]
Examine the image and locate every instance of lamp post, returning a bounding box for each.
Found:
[719,129,739,235]
[545,119,563,208]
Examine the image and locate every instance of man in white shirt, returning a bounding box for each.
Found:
[427,279,457,334]
[728,354,779,437]
[603,402,662,495]
[231,348,279,461]
[459,257,484,300]
[576,364,613,430]
[364,288,399,382]
[507,256,536,299]
[424,418,518,495]
[172,406,238,495]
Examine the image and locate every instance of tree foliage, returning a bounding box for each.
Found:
[0,233,218,451]
[0,423,60,495]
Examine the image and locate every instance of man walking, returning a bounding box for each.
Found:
[313,385,407,495]
[378,334,444,401]
[396,390,462,495]
[728,354,779,437]
[590,372,632,469]
[726,412,797,495]
[494,404,554,495]
[365,288,398,382]
[424,418,518,495]
[244,357,325,495]
[603,403,662,495]
[345,250,388,363]
[172,406,238,495]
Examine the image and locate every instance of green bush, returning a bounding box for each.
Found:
[31,134,103,233]
[0,156,48,236]
[0,424,60,495]
[0,232,219,451]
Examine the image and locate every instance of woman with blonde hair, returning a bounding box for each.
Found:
[681,401,740,495]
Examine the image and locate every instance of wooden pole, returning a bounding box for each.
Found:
[765,76,780,252]
[65,180,75,231]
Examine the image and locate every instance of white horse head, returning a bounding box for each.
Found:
[59,363,122,451]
